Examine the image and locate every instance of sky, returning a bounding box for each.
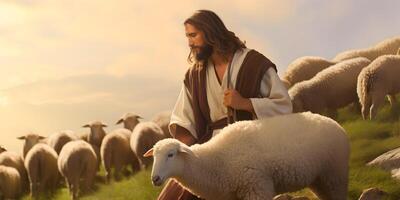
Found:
[0,0,399,152]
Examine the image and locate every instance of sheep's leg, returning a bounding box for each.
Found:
[71,177,79,200]
[360,94,372,120]
[83,169,96,193]
[66,178,75,200]
[241,179,275,200]
[130,156,141,174]
[238,169,275,200]
[114,163,123,181]
[310,170,348,200]
[370,93,385,120]
[30,182,38,198]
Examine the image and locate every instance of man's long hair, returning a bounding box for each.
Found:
[184,10,246,65]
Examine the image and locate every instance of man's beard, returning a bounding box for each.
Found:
[191,44,213,62]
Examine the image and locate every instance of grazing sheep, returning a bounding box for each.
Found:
[82,121,107,148]
[116,113,142,131]
[289,57,371,117]
[47,130,78,155]
[131,122,165,169]
[17,133,46,158]
[357,55,400,120]
[101,128,140,182]
[18,133,59,197]
[0,165,21,199]
[146,112,350,200]
[0,151,29,192]
[358,187,386,200]
[333,36,400,62]
[151,111,172,138]
[58,140,98,199]
[282,56,336,89]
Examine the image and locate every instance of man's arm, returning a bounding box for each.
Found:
[223,68,292,118]
[168,84,198,145]
[249,67,293,118]
[170,124,197,146]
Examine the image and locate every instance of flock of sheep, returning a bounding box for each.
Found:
[283,36,400,120]
[0,111,172,199]
[1,36,399,200]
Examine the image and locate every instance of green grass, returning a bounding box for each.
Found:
[20,170,162,200]
[17,96,400,200]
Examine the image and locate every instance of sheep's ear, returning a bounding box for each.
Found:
[136,115,143,119]
[116,118,124,125]
[38,135,46,140]
[82,124,91,128]
[143,148,154,157]
[17,136,26,140]
[101,123,108,127]
[178,144,195,157]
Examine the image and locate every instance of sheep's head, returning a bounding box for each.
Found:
[82,121,107,147]
[359,187,386,200]
[144,138,195,186]
[0,146,6,153]
[17,133,46,158]
[116,113,142,131]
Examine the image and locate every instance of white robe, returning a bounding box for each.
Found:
[170,48,293,139]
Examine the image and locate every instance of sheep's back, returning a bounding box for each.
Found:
[197,112,349,173]
[283,56,335,86]
[58,140,97,178]
[25,144,58,178]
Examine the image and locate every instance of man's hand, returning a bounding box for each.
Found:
[223,89,254,112]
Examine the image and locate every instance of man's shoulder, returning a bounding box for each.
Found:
[183,62,205,87]
[241,48,277,72]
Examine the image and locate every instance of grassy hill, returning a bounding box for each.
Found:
[18,96,400,200]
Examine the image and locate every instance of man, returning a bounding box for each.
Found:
[157,10,292,200]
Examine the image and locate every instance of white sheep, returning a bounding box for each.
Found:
[0,150,29,192]
[358,187,386,200]
[0,165,21,199]
[58,140,98,199]
[282,56,336,89]
[289,57,371,117]
[333,36,400,62]
[18,134,59,197]
[116,113,142,131]
[145,112,350,200]
[357,55,400,120]
[151,111,172,138]
[47,130,78,155]
[101,128,140,182]
[131,121,165,169]
[82,121,107,148]
[17,133,46,158]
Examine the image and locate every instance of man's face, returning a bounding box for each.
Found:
[185,23,212,61]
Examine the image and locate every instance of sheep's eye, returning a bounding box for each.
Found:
[167,153,174,158]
